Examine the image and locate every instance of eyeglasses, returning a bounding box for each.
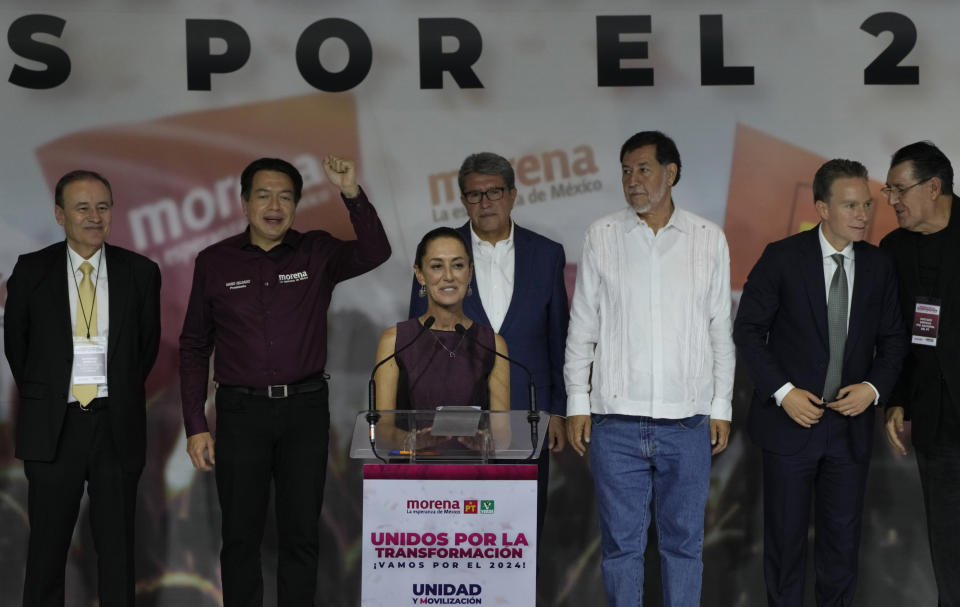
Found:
[463,187,507,204]
[881,177,931,200]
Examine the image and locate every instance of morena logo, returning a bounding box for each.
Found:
[404,498,491,514]
[406,499,460,511]
[426,144,599,206]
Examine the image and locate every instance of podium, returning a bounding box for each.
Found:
[351,410,548,606]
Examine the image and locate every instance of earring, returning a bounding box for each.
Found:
[418,285,427,298]
[467,286,473,296]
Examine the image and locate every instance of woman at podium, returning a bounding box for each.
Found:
[373,227,510,450]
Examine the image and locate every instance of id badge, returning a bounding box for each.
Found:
[911,297,941,346]
[73,336,107,384]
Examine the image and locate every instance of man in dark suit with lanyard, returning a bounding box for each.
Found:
[881,141,960,606]
[734,159,906,606]
[409,152,569,538]
[4,170,161,606]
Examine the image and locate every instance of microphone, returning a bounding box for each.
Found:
[367,316,435,459]
[454,323,542,458]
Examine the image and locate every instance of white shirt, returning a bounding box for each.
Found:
[470,221,515,333]
[772,226,878,405]
[564,206,735,421]
[67,245,110,400]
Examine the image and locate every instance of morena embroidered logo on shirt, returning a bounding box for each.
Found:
[278,271,309,284]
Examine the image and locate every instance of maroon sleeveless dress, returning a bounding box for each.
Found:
[394,318,496,410]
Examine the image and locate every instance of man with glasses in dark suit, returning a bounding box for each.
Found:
[881,141,960,607]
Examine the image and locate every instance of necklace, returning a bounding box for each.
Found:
[431,329,466,358]
[68,248,103,340]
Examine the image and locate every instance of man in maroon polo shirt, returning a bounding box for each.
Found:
[179,155,391,607]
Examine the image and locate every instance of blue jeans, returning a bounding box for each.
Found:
[590,414,711,607]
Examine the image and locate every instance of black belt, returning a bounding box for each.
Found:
[218,376,328,399]
[67,397,108,412]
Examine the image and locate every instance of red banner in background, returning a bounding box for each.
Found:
[35,93,361,392]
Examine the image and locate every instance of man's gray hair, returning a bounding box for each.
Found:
[458,152,516,192]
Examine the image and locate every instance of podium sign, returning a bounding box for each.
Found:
[361,464,537,606]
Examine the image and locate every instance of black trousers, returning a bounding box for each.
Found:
[761,410,869,607]
[22,400,140,607]
[215,383,330,607]
[916,441,960,607]
[534,447,550,550]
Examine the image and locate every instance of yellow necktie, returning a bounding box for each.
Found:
[73,260,98,406]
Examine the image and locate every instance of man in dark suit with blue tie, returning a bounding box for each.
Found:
[4,170,161,606]
[734,159,907,606]
[409,152,569,529]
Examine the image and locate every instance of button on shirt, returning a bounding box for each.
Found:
[470,221,515,333]
[772,225,878,405]
[564,207,735,421]
[67,246,109,401]
[179,189,391,436]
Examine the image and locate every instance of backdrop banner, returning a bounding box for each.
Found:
[0,1,951,605]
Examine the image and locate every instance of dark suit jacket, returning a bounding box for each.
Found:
[880,196,960,449]
[409,222,569,415]
[4,241,161,471]
[734,227,907,460]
